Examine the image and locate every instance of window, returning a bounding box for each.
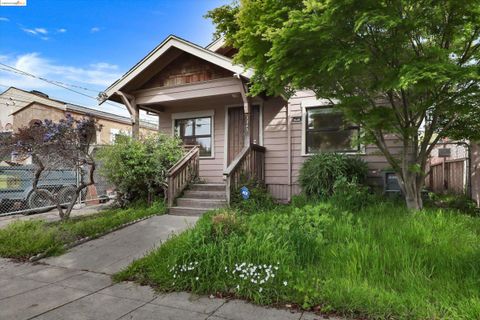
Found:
[174,116,212,157]
[304,106,360,154]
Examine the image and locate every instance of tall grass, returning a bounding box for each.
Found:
[0,201,166,260]
[116,201,480,319]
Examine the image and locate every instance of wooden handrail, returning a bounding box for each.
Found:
[223,143,266,204]
[166,145,200,207]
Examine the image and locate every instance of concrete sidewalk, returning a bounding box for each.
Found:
[0,214,341,320]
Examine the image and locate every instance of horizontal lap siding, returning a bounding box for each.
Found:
[158,102,226,183]
[263,98,289,193]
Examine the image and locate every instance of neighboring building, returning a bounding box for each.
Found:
[99,35,403,203]
[1,87,158,144]
[427,139,480,206]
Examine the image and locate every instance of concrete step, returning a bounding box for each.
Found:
[168,207,210,216]
[183,190,226,199]
[176,198,227,209]
[189,184,225,192]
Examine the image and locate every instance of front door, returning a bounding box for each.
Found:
[227,105,260,166]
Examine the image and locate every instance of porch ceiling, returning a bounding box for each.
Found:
[133,77,243,106]
[137,90,245,113]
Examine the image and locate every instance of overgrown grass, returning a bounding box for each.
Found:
[0,201,166,260]
[115,200,480,319]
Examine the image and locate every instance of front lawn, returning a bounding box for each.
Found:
[115,200,480,319]
[0,201,166,260]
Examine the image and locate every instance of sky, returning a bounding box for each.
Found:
[0,0,229,120]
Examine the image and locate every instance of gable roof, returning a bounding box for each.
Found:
[99,35,252,104]
[10,101,64,116]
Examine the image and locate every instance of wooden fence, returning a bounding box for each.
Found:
[427,159,466,195]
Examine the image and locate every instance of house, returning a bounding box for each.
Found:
[1,87,158,144]
[99,35,403,206]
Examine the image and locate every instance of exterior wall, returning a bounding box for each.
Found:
[471,143,480,207]
[13,103,65,130]
[262,97,290,200]
[1,88,64,132]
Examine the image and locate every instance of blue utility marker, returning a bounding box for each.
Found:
[240,186,250,200]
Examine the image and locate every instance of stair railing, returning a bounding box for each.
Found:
[223,143,266,204]
[166,145,200,207]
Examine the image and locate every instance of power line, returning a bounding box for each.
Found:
[0,62,127,112]
[0,64,99,93]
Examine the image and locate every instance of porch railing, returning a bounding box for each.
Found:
[223,143,266,204]
[166,145,200,207]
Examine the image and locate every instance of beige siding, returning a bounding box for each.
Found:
[263,97,289,194]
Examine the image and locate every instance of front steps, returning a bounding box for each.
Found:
[169,184,227,216]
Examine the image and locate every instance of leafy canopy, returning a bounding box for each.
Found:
[208,0,480,209]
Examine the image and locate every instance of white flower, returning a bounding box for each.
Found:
[259,287,263,292]
[283,281,288,286]
[236,285,240,290]
[196,277,199,281]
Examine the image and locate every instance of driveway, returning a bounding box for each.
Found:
[0,214,339,320]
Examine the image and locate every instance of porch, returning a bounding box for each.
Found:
[119,80,267,208]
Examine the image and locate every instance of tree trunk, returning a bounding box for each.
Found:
[402,174,423,210]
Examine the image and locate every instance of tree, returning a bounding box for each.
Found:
[207,0,480,209]
[1,114,101,219]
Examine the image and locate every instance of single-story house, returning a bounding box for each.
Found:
[99,35,404,206]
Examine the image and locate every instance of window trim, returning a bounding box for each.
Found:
[171,110,215,159]
[301,100,364,156]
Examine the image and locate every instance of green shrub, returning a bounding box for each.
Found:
[299,153,368,197]
[97,133,183,204]
[330,177,374,211]
[231,180,276,213]
[210,211,244,240]
[426,192,479,215]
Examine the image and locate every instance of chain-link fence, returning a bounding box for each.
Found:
[0,145,114,217]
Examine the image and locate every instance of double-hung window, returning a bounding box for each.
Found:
[174,116,212,157]
[304,106,360,154]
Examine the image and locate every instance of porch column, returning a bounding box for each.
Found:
[118,91,140,139]
[132,104,140,138]
[238,80,251,145]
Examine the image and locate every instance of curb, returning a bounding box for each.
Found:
[28,214,158,262]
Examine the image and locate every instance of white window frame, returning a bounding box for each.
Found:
[223,102,264,170]
[171,110,215,159]
[301,99,364,156]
